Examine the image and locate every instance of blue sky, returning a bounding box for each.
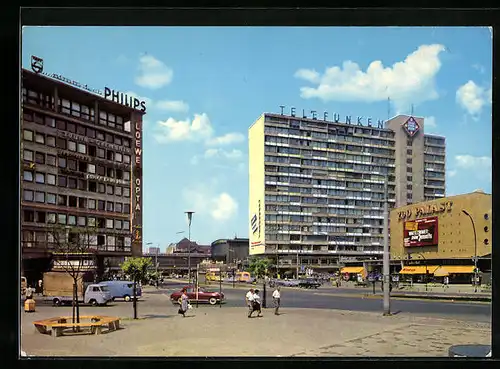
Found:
[22,27,492,249]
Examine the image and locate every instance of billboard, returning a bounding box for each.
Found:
[403,216,438,247]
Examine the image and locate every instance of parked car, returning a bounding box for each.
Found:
[170,286,224,305]
[298,279,322,289]
[98,280,142,302]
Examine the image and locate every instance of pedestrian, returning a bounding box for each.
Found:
[245,288,255,317]
[37,279,43,295]
[272,286,281,315]
[443,276,449,288]
[178,288,189,317]
[251,289,263,317]
[25,285,34,300]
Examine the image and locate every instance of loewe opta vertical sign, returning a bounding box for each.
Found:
[132,115,143,251]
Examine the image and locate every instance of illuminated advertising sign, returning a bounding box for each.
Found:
[403,216,438,247]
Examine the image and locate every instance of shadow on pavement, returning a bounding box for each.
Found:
[141,314,177,319]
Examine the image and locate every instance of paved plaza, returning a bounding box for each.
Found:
[21,291,490,357]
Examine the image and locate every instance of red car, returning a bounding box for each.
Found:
[170,286,225,305]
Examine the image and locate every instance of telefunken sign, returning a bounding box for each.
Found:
[278,106,385,129]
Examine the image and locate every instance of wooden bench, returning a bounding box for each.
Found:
[33,315,120,337]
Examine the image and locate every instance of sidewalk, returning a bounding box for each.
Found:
[21,294,490,357]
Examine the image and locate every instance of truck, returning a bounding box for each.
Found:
[42,271,112,307]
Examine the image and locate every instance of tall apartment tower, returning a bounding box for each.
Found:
[248,111,445,271]
[21,63,146,283]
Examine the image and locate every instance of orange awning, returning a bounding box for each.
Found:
[341,267,365,275]
[433,267,449,277]
[439,265,475,274]
[399,265,439,275]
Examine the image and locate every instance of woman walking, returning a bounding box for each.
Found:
[178,288,189,317]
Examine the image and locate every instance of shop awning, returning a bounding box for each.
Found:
[341,267,365,274]
[399,265,439,275]
[438,265,475,274]
[433,267,449,277]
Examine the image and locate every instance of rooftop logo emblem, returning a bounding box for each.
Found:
[31,55,44,74]
[403,116,420,137]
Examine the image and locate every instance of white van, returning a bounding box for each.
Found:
[98,280,142,301]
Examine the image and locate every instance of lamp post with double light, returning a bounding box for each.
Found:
[462,209,478,292]
[185,211,195,285]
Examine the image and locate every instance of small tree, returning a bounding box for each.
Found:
[48,225,97,326]
[248,257,272,282]
[120,257,152,319]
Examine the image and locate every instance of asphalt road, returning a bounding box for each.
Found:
[152,281,491,323]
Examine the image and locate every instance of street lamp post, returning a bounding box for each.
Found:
[382,175,391,316]
[185,211,195,285]
[145,242,160,288]
[462,209,478,292]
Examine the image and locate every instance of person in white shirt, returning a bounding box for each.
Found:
[272,287,281,315]
[251,289,262,317]
[245,288,254,317]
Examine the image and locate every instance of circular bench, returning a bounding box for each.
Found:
[33,316,120,337]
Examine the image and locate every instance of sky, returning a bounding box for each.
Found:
[21,26,492,250]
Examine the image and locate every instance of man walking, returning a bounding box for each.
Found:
[272,286,281,315]
[252,289,263,317]
[245,288,255,318]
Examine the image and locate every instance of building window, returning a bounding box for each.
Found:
[116,203,123,213]
[115,152,123,162]
[35,133,45,144]
[47,213,56,224]
[124,204,130,213]
[97,131,105,141]
[47,193,56,204]
[68,196,77,207]
[107,185,114,195]
[87,128,96,138]
[97,148,105,158]
[56,137,67,149]
[108,113,116,128]
[78,197,86,208]
[47,174,56,185]
[58,176,67,187]
[123,138,130,147]
[407,176,412,182]
[88,199,96,209]
[35,172,45,184]
[88,164,96,174]
[77,143,86,154]
[406,158,412,164]
[115,186,122,196]
[23,190,34,202]
[107,150,114,161]
[124,154,131,164]
[407,184,413,190]
[23,170,33,182]
[68,159,77,171]
[46,135,56,147]
[123,171,130,181]
[35,191,45,203]
[88,217,96,227]
[58,195,67,206]
[23,210,35,223]
[123,220,130,230]
[56,119,66,130]
[88,145,97,157]
[23,130,33,141]
[77,124,86,136]
[68,141,77,152]
[67,122,76,133]
[407,149,412,155]
[78,216,86,226]
[106,219,114,229]
[97,165,105,176]
[67,215,76,226]
[114,136,122,145]
[123,188,130,197]
[46,154,56,166]
[407,138,412,146]
[106,133,113,144]
[23,150,33,162]
[58,214,67,224]
[58,157,66,168]
[107,168,115,178]
[36,211,46,223]
[124,121,131,133]
[98,200,105,211]
[106,202,114,212]
[89,181,97,192]
[116,169,123,180]
[35,152,45,164]
[45,116,55,127]
[98,183,106,193]
[78,179,87,191]
[115,220,122,230]
[407,167,412,173]
[80,105,90,120]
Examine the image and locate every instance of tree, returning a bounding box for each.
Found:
[247,257,272,281]
[120,257,152,319]
[48,225,97,327]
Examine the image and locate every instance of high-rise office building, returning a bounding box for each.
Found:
[21,60,146,283]
[248,111,445,273]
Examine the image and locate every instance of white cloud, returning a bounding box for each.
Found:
[206,133,245,146]
[155,113,213,143]
[472,64,485,74]
[182,184,238,222]
[156,100,189,113]
[204,148,243,160]
[295,44,446,110]
[135,54,173,89]
[455,155,491,170]
[211,193,238,221]
[447,170,457,178]
[456,80,492,116]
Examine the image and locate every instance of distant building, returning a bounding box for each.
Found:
[170,238,211,256]
[148,247,160,255]
[211,238,250,266]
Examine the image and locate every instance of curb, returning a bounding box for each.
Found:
[383,293,491,302]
